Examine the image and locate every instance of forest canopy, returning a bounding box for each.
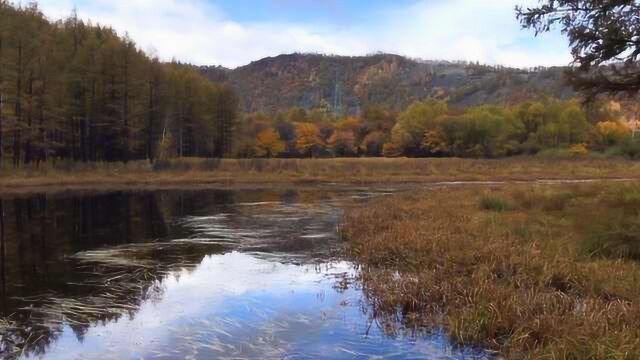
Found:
[233,98,634,159]
[0,1,238,165]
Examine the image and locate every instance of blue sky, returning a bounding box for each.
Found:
[36,0,571,68]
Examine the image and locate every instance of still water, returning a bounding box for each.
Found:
[0,188,488,359]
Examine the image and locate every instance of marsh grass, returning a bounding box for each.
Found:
[2,157,640,191]
[479,195,513,212]
[343,183,640,358]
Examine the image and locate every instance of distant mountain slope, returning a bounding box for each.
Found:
[200,53,575,114]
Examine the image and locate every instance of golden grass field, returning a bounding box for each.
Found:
[342,182,640,359]
[1,157,640,193]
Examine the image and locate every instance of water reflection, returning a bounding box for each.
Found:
[0,188,487,359]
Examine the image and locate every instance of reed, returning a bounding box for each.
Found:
[342,182,640,358]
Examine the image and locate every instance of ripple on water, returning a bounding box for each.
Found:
[0,188,491,359]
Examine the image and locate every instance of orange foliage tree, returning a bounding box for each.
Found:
[295,123,323,157]
[597,121,630,146]
[255,128,285,157]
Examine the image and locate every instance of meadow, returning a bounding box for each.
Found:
[342,182,640,359]
[1,157,640,192]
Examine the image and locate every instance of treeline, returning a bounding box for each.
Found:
[233,98,636,159]
[0,2,237,166]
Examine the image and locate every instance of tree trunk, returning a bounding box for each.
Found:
[13,41,22,167]
[0,91,3,168]
[147,77,154,161]
[122,46,130,163]
[24,72,33,164]
[0,35,4,168]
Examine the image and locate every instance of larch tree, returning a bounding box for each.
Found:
[0,2,238,165]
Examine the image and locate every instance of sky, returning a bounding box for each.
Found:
[35,0,572,69]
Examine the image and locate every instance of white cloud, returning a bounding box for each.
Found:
[34,0,571,69]
[376,0,571,68]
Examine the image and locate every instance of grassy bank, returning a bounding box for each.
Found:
[342,183,640,358]
[1,157,640,192]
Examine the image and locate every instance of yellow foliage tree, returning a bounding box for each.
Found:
[336,117,361,132]
[423,129,450,154]
[597,121,630,146]
[569,143,588,158]
[255,128,285,158]
[295,123,323,157]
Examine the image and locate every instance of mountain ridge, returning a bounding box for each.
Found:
[199,53,575,115]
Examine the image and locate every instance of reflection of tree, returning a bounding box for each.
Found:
[1,199,5,314]
[0,191,179,358]
[0,187,379,358]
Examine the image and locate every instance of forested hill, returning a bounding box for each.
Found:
[0,2,237,166]
[199,53,575,114]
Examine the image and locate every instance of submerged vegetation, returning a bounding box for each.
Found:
[343,183,640,358]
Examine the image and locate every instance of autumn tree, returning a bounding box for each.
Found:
[0,3,238,165]
[295,122,322,157]
[328,117,361,156]
[255,127,284,157]
[440,106,523,158]
[597,120,630,146]
[387,100,448,156]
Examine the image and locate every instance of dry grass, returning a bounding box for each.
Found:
[1,157,640,192]
[342,183,640,359]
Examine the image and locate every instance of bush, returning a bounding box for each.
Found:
[479,196,512,212]
[568,143,588,158]
[603,145,627,158]
[542,191,576,211]
[580,186,640,260]
[621,137,640,159]
[584,213,640,260]
[535,148,573,159]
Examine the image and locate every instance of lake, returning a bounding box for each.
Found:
[0,187,489,359]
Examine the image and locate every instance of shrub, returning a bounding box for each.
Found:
[541,191,576,211]
[568,143,588,158]
[584,213,640,260]
[479,196,512,212]
[621,137,640,159]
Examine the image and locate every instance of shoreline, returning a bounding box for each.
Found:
[1,175,639,196]
[2,157,640,194]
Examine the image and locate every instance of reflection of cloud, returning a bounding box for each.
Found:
[34,0,570,68]
[32,252,353,360]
